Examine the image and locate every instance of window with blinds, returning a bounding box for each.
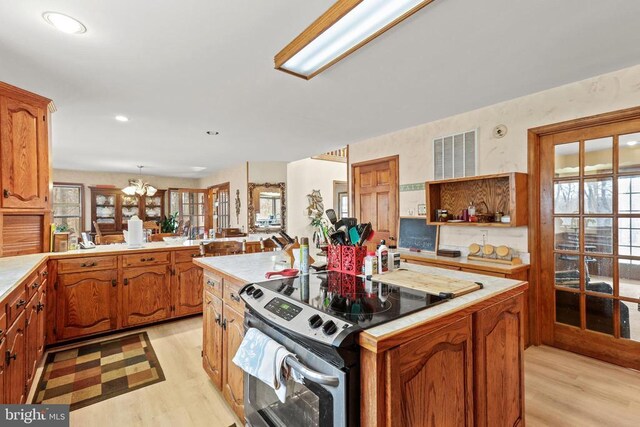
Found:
[433,129,477,179]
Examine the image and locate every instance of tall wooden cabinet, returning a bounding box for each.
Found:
[0,81,53,257]
[90,187,166,234]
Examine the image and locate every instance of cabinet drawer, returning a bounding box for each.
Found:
[224,280,245,313]
[174,249,202,264]
[123,251,170,268]
[58,256,118,274]
[204,271,223,299]
[26,273,42,301]
[6,287,27,325]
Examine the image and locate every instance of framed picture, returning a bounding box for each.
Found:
[417,204,427,216]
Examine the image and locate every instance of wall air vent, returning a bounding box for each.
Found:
[433,129,477,180]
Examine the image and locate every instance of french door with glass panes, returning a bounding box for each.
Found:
[540,118,640,370]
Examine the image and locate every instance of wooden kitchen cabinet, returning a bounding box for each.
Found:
[386,317,473,427]
[56,270,118,340]
[222,304,245,421]
[203,289,223,389]
[24,292,38,388]
[0,93,49,210]
[122,265,171,327]
[473,293,525,427]
[200,269,245,421]
[174,262,203,316]
[5,311,26,404]
[0,82,53,258]
[0,337,5,404]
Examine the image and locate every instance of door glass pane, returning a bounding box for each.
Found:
[584,137,613,175]
[584,178,613,214]
[584,217,613,254]
[555,253,580,290]
[618,175,640,214]
[585,256,613,295]
[619,259,640,301]
[555,142,579,178]
[620,300,639,342]
[554,217,579,251]
[586,295,614,335]
[619,132,640,173]
[554,181,580,214]
[556,290,580,327]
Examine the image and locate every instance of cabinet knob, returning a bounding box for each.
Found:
[222,319,227,330]
[124,278,129,286]
[36,302,45,312]
[3,189,10,198]
[230,293,241,303]
[16,299,26,309]
[111,279,117,287]
[42,271,48,277]
[6,351,17,365]
[215,314,221,325]
[31,282,39,289]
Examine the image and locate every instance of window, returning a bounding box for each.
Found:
[53,183,84,237]
[339,192,349,219]
[169,189,207,239]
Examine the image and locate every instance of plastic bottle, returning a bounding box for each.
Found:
[363,251,378,277]
[300,237,309,274]
[377,240,389,274]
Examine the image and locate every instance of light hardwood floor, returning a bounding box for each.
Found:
[29,317,640,427]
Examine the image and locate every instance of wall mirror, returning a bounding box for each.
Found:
[247,182,286,233]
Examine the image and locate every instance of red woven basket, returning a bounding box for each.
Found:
[340,245,367,275]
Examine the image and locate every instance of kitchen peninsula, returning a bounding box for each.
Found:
[194,252,528,426]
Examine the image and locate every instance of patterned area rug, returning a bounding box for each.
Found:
[32,332,165,411]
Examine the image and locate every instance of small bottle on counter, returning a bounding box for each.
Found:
[300,237,310,275]
[377,240,389,274]
[363,251,378,277]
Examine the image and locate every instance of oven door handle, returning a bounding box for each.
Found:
[284,355,339,387]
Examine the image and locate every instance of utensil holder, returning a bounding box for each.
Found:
[328,245,342,271]
[341,245,367,275]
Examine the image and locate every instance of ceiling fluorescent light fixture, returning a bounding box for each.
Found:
[42,12,87,34]
[275,0,436,79]
[115,115,129,122]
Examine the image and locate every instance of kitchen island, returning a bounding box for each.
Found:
[195,251,529,426]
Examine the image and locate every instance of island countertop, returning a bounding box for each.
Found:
[193,251,528,347]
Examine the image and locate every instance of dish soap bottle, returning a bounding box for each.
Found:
[377,240,389,274]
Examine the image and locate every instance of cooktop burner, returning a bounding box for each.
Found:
[250,271,448,330]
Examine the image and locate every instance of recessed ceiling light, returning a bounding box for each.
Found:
[115,115,129,122]
[627,140,638,146]
[42,12,87,35]
[206,131,220,135]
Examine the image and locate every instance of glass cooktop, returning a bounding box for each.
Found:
[255,271,448,329]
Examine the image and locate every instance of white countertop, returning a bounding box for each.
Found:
[0,253,49,299]
[195,251,527,338]
[0,234,273,300]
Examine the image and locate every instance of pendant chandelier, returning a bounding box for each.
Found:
[122,165,157,196]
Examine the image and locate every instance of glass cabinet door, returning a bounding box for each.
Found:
[94,192,117,231]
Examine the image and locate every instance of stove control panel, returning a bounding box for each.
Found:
[241,283,354,347]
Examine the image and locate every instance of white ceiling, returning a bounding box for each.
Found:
[1,0,640,178]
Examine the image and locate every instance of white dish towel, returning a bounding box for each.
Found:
[232,328,302,403]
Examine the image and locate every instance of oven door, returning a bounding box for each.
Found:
[244,313,351,427]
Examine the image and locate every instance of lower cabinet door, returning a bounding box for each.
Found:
[474,293,525,427]
[36,288,46,361]
[0,338,5,404]
[203,290,223,389]
[174,263,203,316]
[122,265,171,327]
[386,316,473,427]
[223,305,245,421]
[25,294,38,388]
[5,311,26,404]
[56,270,118,340]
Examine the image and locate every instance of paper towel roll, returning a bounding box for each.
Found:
[128,216,144,248]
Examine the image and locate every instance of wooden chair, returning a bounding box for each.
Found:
[200,240,244,257]
[143,221,161,234]
[96,234,125,245]
[148,232,181,242]
[261,239,279,252]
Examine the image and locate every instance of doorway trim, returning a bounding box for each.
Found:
[528,106,640,346]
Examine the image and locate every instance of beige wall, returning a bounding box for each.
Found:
[248,161,288,183]
[349,64,640,254]
[53,168,199,231]
[287,158,348,241]
[198,163,248,231]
